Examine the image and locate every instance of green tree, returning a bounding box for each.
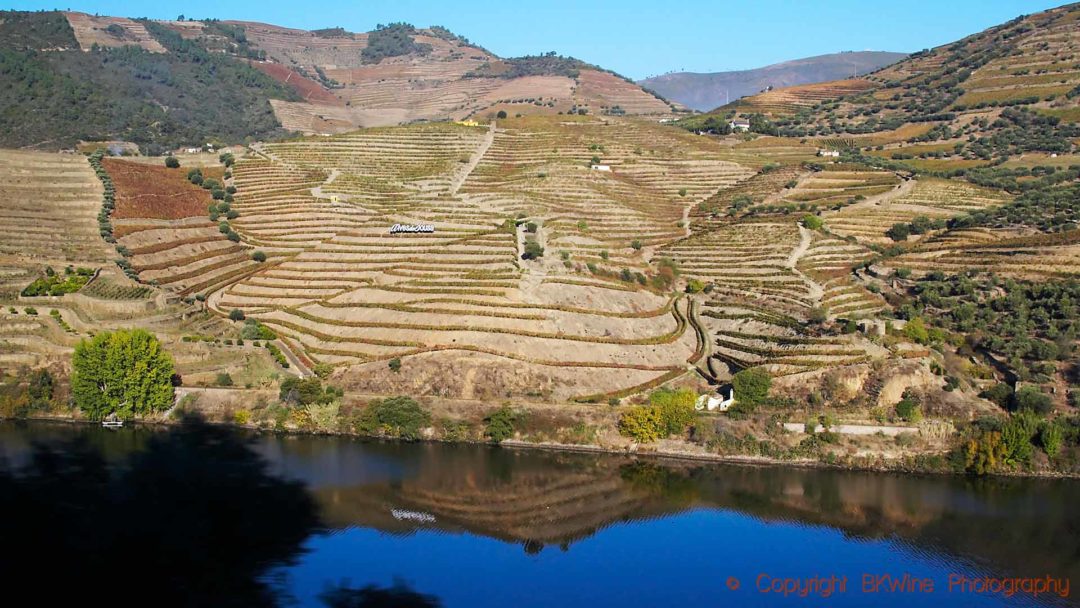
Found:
[484,406,516,442]
[886,223,911,241]
[72,329,175,420]
[903,317,930,344]
[801,214,823,230]
[229,309,245,321]
[496,110,507,119]
[355,396,431,440]
[388,357,402,373]
[164,156,180,168]
[251,250,267,262]
[1040,422,1064,458]
[27,369,54,409]
[732,367,771,405]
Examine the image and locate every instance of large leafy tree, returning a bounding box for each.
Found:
[72,329,175,420]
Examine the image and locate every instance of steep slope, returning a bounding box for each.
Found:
[234,22,675,132]
[695,3,1080,142]
[640,51,907,111]
[0,12,674,147]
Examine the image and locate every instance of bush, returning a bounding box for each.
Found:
[388,357,402,373]
[801,214,823,230]
[685,278,705,293]
[631,239,643,250]
[228,309,245,321]
[618,405,663,443]
[484,406,516,442]
[251,250,267,263]
[895,398,922,422]
[1013,386,1052,415]
[241,319,276,341]
[279,376,338,406]
[215,372,234,387]
[312,362,334,379]
[649,388,696,436]
[233,409,250,425]
[1040,422,1064,458]
[903,317,930,344]
[164,156,180,168]
[496,110,507,119]
[732,368,771,405]
[356,396,430,440]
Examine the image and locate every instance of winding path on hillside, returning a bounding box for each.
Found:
[788,224,825,304]
[450,121,496,196]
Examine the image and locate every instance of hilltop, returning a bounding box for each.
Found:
[0,5,1078,476]
[639,51,907,111]
[0,12,674,152]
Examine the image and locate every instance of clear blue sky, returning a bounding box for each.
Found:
[8,0,1068,79]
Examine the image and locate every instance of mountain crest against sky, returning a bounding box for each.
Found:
[0,11,675,150]
[639,51,908,112]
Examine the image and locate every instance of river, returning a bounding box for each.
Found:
[0,420,1076,607]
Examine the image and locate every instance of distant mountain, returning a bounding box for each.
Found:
[639,51,907,111]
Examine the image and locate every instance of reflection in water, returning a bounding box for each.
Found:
[1,422,1077,607]
[0,417,324,607]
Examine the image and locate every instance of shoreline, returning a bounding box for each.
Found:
[9,414,1080,480]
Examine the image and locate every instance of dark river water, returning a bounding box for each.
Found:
[1,420,1077,607]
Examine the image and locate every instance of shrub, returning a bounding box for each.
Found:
[279,376,337,406]
[356,396,430,440]
[895,398,922,422]
[649,388,696,436]
[630,239,643,250]
[164,156,180,168]
[618,405,663,443]
[312,362,334,379]
[251,250,267,262]
[1013,386,1052,415]
[685,278,705,293]
[903,317,930,344]
[1040,422,1064,458]
[215,372,234,387]
[802,214,823,230]
[305,400,340,433]
[233,409,250,425]
[496,110,507,119]
[733,368,771,405]
[388,357,402,373]
[484,406,516,442]
[240,319,276,340]
[228,309,245,321]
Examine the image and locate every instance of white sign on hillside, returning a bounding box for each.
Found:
[389,224,435,234]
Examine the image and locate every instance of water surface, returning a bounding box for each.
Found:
[1,421,1075,607]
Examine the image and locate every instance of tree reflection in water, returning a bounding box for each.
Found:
[0,416,438,608]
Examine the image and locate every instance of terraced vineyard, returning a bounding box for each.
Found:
[0,150,111,298]
[730,79,877,116]
[104,159,261,297]
[198,116,763,399]
[658,217,884,377]
[888,230,1080,280]
[775,167,902,211]
[825,177,1011,244]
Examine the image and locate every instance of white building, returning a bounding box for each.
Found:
[817,149,841,157]
[590,164,612,172]
[695,387,735,412]
[730,119,750,132]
